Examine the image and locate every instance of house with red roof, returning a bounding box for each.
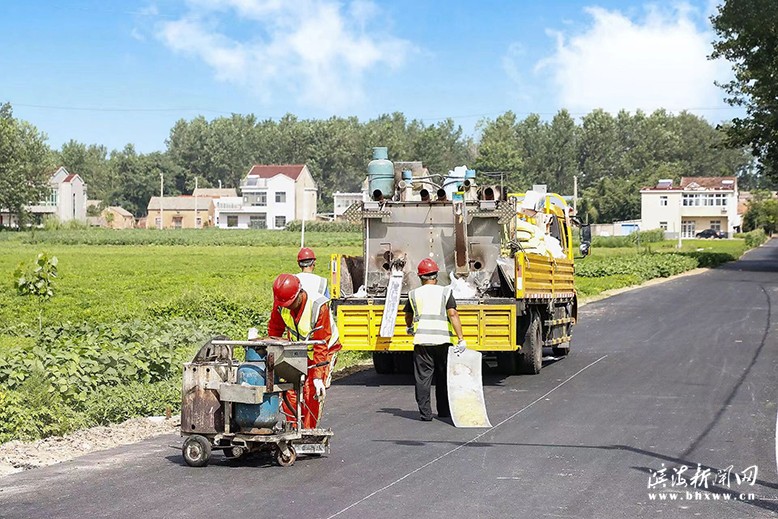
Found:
[21,166,88,226]
[214,164,318,229]
[640,177,740,238]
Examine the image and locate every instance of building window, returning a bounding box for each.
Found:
[275,192,286,203]
[710,220,721,231]
[659,221,667,230]
[250,214,266,229]
[227,215,238,228]
[275,215,286,228]
[155,217,162,229]
[196,217,202,228]
[659,196,668,207]
[252,192,267,206]
[172,216,183,229]
[43,189,58,206]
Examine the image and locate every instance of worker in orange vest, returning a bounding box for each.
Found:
[268,273,341,429]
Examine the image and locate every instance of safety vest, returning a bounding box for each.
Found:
[408,284,455,345]
[296,272,330,299]
[280,293,339,349]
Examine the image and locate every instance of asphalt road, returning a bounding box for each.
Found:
[2,240,778,519]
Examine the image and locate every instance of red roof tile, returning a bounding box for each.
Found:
[680,176,737,190]
[63,174,77,183]
[247,164,306,180]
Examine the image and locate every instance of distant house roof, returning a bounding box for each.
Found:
[680,176,737,190]
[641,176,738,192]
[246,164,306,181]
[192,188,238,198]
[107,206,134,218]
[147,196,212,211]
[63,174,77,183]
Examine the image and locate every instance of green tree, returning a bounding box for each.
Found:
[742,190,778,234]
[474,111,523,190]
[57,140,111,200]
[711,0,778,182]
[0,103,52,227]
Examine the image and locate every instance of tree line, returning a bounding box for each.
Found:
[2,101,774,226]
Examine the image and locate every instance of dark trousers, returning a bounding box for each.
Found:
[413,343,451,419]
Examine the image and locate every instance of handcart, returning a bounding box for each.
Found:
[180,337,333,467]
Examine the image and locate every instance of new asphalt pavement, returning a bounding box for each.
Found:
[2,239,777,519]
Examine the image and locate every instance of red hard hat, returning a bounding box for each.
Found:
[297,247,316,262]
[273,273,302,307]
[417,258,439,276]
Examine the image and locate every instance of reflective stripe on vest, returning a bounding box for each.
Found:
[280,293,339,348]
[408,284,455,345]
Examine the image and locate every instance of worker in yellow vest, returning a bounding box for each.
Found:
[268,273,341,429]
[404,258,466,421]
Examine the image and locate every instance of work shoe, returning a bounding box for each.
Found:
[420,415,433,421]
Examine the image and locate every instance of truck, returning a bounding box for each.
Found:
[329,150,591,375]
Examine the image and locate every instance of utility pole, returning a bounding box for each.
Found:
[573,174,578,213]
[677,194,683,249]
[159,173,164,230]
[300,188,307,248]
[194,177,198,229]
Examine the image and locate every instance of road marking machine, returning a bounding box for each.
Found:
[180,337,332,467]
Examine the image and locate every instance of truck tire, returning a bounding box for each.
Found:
[373,351,395,374]
[496,351,518,375]
[519,311,543,375]
[552,342,570,356]
[394,351,414,374]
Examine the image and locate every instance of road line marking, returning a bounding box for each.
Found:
[325,355,608,519]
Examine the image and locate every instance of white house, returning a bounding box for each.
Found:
[640,177,739,238]
[333,192,366,220]
[1,166,88,227]
[218,164,318,230]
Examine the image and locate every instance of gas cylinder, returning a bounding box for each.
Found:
[234,348,281,430]
[367,147,394,200]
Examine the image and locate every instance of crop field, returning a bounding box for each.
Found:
[0,228,764,442]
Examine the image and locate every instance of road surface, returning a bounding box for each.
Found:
[2,240,777,518]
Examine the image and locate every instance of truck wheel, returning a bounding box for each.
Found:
[496,351,518,375]
[394,352,414,374]
[373,351,395,374]
[552,343,570,356]
[183,435,211,467]
[519,312,543,375]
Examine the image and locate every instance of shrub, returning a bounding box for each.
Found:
[79,379,181,425]
[286,220,361,233]
[576,253,698,281]
[744,229,767,248]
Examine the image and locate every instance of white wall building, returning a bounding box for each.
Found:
[333,192,366,220]
[218,164,318,230]
[640,177,740,238]
[1,166,88,227]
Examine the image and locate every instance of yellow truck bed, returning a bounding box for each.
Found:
[335,251,575,352]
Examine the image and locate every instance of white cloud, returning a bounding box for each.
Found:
[530,4,732,117]
[156,0,412,110]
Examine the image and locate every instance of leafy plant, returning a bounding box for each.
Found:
[14,252,58,299]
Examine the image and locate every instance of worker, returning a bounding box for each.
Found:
[404,259,466,421]
[296,247,330,298]
[268,273,341,429]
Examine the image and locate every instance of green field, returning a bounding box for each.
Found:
[0,228,764,442]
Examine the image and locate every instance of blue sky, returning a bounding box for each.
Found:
[0,0,736,153]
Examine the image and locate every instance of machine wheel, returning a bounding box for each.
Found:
[519,311,543,375]
[495,351,518,375]
[182,435,211,467]
[223,445,248,460]
[373,351,395,374]
[275,444,297,467]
